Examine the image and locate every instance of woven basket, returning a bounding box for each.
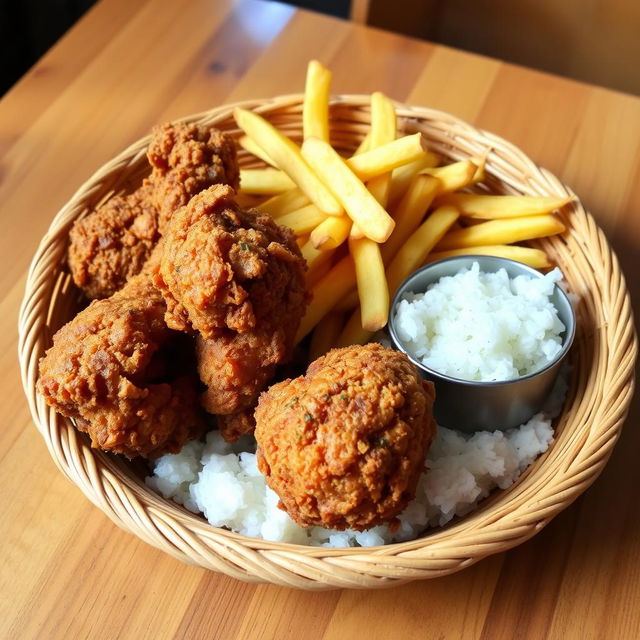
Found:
[18,95,637,590]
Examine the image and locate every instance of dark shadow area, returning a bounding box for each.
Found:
[0,0,96,96]
[281,0,349,18]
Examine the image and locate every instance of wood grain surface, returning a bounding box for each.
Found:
[1,0,639,638]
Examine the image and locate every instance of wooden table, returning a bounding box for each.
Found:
[2,1,639,637]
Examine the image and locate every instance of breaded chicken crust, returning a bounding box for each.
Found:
[156,184,306,338]
[68,123,239,300]
[155,184,308,437]
[255,344,436,530]
[68,182,159,300]
[37,271,203,459]
[195,330,286,415]
[148,122,240,230]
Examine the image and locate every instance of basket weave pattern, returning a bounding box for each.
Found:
[18,96,637,589]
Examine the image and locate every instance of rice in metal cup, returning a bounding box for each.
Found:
[388,255,576,432]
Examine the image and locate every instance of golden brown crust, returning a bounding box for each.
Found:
[68,182,159,300]
[37,273,204,459]
[255,343,437,531]
[67,124,239,300]
[147,123,240,230]
[216,410,256,443]
[154,184,308,432]
[195,331,284,415]
[155,184,306,338]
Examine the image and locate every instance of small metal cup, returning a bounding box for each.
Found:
[388,256,576,432]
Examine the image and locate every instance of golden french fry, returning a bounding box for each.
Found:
[367,175,391,208]
[296,234,309,248]
[349,237,389,332]
[345,133,429,181]
[301,240,334,287]
[238,135,277,167]
[277,203,328,236]
[239,168,296,194]
[425,245,551,269]
[352,92,396,166]
[381,174,440,263]
[301,137,395,243]
[310,215,351,250]
[307,256,333,288]
[334,308,374,348]
[370,92,396,147]
[303,60,332,142]
[388,154,440,207]
[422,160,477,194]
[301,238,326,265]
[260,188,310,217]
[296,255,356,343]
[349,224,365,240]
[471,153,487,182]
[387,205,460,295]
[308,312,344,361]
[353,85,397,221]
[435,214,566,251]
[234,108,342,216]
[334,287,358,312]
[234,192,267,209]
[365,92,396,210]
[458,217,485,226]
[441,194,573,219]
[353,132,371,156]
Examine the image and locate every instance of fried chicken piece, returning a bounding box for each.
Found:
[255,344,436,531]
[37,272,204,459]
[148,122,239,230]
[68,123,239,300]
[195,331,284,415]
[216,409,256,443]
[154,184,308,439]
[156,184,305,338]
[68,182,160,300]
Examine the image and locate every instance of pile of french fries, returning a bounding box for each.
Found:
[234,60,571,356]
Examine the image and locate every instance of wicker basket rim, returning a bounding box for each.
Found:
[17,94,637,588]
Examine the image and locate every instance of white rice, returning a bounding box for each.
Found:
[146,373,566,547]
[394,262,566,381]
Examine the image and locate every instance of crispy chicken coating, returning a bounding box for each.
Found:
[255,344,436,531]
[156,184,305,338]
[195,331,284,415]
[68,182,160,300]
[148,122,239,230]
[215,409,256,443]
[37,272,204,459]
[154,184,308,439]
[67,123,239,300]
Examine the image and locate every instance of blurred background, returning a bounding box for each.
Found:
[2,0,639,97]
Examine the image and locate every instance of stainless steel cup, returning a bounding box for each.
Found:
[388,256,576,432]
